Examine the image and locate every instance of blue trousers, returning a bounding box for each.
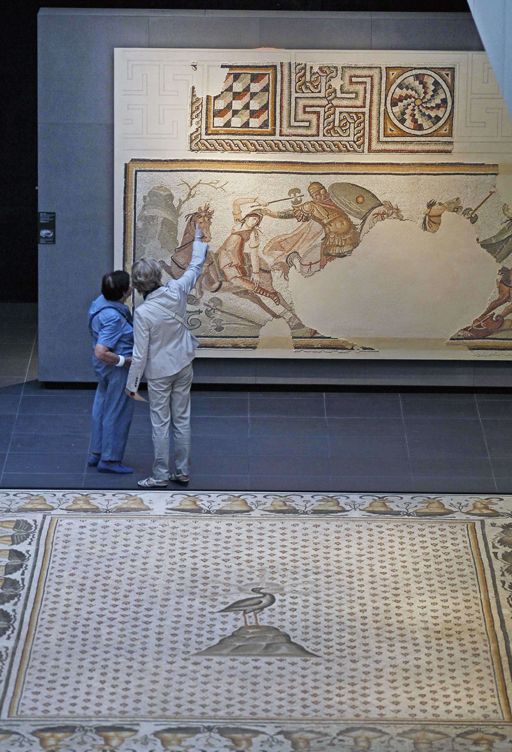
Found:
[90,367,134,462]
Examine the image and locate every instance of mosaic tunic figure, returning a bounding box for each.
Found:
[199,196,318,336]
[213,198,280,305]
[454,265,512,340]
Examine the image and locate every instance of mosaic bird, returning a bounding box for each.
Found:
[219,588,276,627]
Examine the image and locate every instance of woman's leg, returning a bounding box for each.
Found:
[147,376,173,481]
[170,363,193,477]
[90,378,107,457]
[100,368,134,462]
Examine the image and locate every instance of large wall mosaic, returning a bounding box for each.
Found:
[0,491,511,750]
[115,49,512,360]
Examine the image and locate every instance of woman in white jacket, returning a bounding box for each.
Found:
[126,230,208,488]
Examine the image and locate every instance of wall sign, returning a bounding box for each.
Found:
[38,212,56,244]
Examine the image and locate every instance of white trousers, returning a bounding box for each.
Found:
[147,363,193,480]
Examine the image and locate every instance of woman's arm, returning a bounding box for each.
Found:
[232,196,258,223]
[174,237,209,296]
[94,312,132,367]
[126,311,150,394]
[94,344,131,367]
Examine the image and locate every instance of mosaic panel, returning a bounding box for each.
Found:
[123,159,512,359]
[191,63,455,154]
[0,492,511,750]
[115,50,512,361]
[9,517,504,721]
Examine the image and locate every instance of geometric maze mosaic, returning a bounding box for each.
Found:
[191,62,455,153]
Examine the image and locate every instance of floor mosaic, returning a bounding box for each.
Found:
[0,490,510,751]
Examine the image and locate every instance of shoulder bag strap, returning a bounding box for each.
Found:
[148,299,189,329]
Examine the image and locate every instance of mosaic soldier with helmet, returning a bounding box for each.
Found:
[260,180,401,272]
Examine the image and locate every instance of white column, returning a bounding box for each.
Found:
[468,0,512,114]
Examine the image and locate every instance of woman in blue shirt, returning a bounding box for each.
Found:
[88,270,135,473]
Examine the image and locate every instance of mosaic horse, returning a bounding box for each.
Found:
[159,204,213,280]
[161,202,314,336]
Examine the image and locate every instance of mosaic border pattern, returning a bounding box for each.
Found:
[0,489,511,518]
[0,720,511,751]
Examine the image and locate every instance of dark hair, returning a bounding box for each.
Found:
[101,270,130,301]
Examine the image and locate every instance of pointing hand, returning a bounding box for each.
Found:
[193,225,209,256]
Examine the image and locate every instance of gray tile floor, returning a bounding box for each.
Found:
[1,303,512,492]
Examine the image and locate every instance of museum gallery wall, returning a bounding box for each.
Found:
[115,50,512,360]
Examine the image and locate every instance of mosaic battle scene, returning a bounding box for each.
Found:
[125,160,511,358]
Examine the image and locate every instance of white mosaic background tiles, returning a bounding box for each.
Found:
[12,516,505,721]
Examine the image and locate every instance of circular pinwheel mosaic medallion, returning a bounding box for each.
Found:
[386,69,452,135]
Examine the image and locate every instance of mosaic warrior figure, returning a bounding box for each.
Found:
[214,197,280,305]
[454,265,512,339]
[262,181,359,269]
[261,181,402,275]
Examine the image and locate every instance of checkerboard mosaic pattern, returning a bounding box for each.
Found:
[207,66,275,135]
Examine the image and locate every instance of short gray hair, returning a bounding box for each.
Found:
[131,257,162,294]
